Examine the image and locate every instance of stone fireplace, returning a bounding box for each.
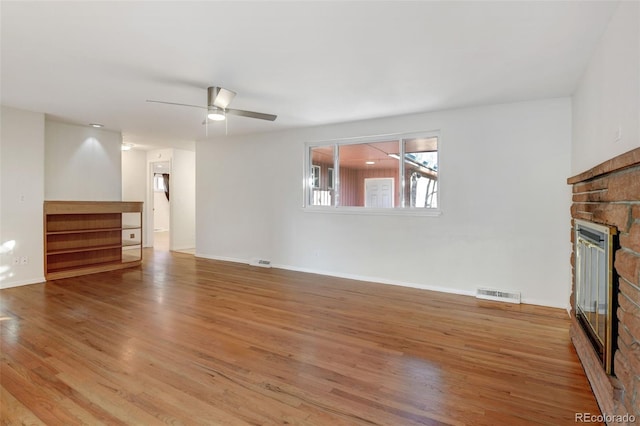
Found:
[568,147,640,421]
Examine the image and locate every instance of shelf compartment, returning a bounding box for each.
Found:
[47,248,122,272]
[47,230,121,252]
[45,260,141,281]
[46,213,121,232]
[122,247,142,263]
[47,243,123,256]
[47,260,121,274]
[122,228,141,244]
[47,227,123,235]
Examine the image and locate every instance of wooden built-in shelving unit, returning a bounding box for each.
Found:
[44,201,143,280]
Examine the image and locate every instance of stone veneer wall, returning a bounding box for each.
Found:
[568,147,640,423]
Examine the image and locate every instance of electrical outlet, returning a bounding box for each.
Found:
[614,125,622,142]
[20,256,28,265]
[12,257,20,265]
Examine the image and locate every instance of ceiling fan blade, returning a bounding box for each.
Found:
[146,100,206,109]
[208,87,236,109]
[226,108,277,121]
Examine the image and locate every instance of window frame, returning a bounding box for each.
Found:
[311,165,321,189]
[303,131,441,216]
[327,167,334,190]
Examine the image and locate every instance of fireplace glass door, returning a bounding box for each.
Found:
[574,219,616,374]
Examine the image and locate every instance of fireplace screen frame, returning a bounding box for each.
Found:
[574,219,617,374]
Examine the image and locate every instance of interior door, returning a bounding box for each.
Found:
[365,178,394,208]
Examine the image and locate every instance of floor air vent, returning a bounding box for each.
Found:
[249,258,272,268]
[476,287,521,304]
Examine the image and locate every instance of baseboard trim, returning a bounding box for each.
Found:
[1,276,46,290]
[519,297,567,310]
[193,254,568,308]
[171,246,195,252]
[274,262,477,298]
[195,253,476,298]
[195,253,247,265]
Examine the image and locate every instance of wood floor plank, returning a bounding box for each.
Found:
[1,250,602,425]
[0,386,45,426]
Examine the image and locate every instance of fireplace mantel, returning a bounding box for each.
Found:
[568,147,640,423]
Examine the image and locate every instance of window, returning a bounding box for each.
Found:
[309,145,335,206]
[153,174,166,192]
[311,165,321,188]
[403,137,438,209]
[306,133,439,212]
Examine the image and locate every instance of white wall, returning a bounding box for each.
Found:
[45,120,122,200]
[171,149,196,250]
[122,149,147,203]
[572,1,640,174]
[0,106,45,288]
[196,98,572,308]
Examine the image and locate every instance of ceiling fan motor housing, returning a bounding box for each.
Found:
[207,86,236,109]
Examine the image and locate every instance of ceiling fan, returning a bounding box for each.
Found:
[146,86,277,123]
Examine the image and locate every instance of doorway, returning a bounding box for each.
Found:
[152,161,171,251]
[364,178,394,208]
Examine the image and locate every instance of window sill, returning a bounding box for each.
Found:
[302,207,442,217]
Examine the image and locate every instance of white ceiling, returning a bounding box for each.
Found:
[1,1,617,150]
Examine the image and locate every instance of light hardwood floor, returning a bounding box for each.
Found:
[1,249,602,425]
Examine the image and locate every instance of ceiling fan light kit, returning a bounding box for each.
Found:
[207,107,226,121]
[146,86,277,129]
